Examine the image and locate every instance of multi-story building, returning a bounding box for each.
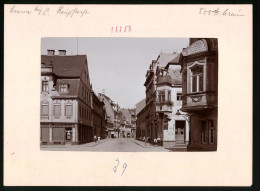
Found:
[137,51,189,148]
[119,108,137,138]
[155,54,189,148]
[179,38,218,151]
[98,93,121,138]
[92,91,107,139]
[40,50,93,145]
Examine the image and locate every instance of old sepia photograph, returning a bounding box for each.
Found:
[40,37,218,152]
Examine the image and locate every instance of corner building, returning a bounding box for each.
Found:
[40,50,93,145]
[179,39,218,151]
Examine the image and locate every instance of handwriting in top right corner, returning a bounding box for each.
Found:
[199,7,245,16]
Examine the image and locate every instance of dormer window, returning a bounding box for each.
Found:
[60,84,68,93]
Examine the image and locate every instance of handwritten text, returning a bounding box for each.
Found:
[199,7,245,16]
[113,158,128,176]
[9,5,89,18]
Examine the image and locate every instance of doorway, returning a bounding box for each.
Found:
[65,127,72,144]
[175,120,185,144]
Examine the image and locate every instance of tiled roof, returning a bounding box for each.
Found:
[182,39,208,56]
[41,55,87,77]
[168,66,182,84]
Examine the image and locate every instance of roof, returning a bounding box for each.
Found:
[168,67,182,84]
[157,53,179,67]
[98,94,115,121]
[120,109,131,122]
[168,53,181,64]
[55,79,80,96]
[182,39,208,56]
[135,98,146,115]
[41,55,87,77]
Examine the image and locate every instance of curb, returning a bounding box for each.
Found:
[40,139,109,149]
[131,139,153,148]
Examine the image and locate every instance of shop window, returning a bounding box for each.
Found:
[191,65,204,93]
[65,105,73,116]
[42,81,49,92]
[177,93,182,101]
[41,104,49,116]
[54,104,61,116]
[209,120,214,144]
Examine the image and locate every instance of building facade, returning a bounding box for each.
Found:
[40,50,93,145]
[98,93,121,138]
[119,108,137,138]
[137,51,189,148]
[92,91,107,139]
[154,57,189,148]
[179,38,218,151]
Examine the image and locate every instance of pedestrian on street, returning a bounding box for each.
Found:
[94,135,97,142]
[157,137,161,146]
[154,138,158,147]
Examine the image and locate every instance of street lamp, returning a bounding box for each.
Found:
[175,109,189,123]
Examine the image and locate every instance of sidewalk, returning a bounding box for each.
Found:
[40,138,109,148]
[132,139,159,148]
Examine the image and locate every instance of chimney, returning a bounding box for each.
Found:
[58,50,66,56]
[47,49,55,56]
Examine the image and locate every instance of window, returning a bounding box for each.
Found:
[209,120,214,144]
[168,90,171,101]
[65,105,73,116]
[54,104,61,116]
[191,65,204,93]
[177,93,182,101]
[60,84,68,93]
[42,81,48,92]
[201,121,207,144]
[41,104,49,116]
[158,91,165,102]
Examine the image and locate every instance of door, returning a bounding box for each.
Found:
[65,127,72,143]
[175,120,185,144]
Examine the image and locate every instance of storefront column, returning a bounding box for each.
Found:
[72,124,76,143]
[49,124,52,143]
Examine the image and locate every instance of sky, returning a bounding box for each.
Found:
[41,37,189,108]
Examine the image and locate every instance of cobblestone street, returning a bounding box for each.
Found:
[41,138,171,152]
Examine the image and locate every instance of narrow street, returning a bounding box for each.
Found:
[41,138,171,152]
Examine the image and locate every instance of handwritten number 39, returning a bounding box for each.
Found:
[113,158,127,176]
